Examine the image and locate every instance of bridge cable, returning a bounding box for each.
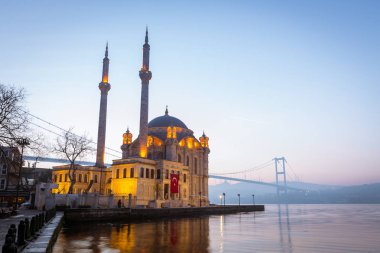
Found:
[285,159,300,182]
[23,110,122,155]
[210,160,273,176]
[28,121,121,159]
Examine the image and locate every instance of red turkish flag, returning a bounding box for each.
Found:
[170,174,179,193]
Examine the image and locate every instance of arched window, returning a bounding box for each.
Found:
[123,168,127,178]
[167,126,172,138]
[157,169,161,179]
[84,174,88,183]
[194,157,198,175]
[184,174,187,183]
[186,156,190,166]
[54,174,57,182]
[78,174,82,182]
[59,174,62,182]
[151,169,155,179]
[1,164,7,175]
[146,168,150,178]
[65,174,68,182]
[130,168,135,178]
[178,154,182,163]
[94,175,98,183]
[165,169,169,179]
[140,168,144,178]
[116,169,120,179]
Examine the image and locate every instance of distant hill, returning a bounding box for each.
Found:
[209,181,380,204]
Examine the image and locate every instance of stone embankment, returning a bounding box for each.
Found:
[1,209,60,253]
[64,205,265,223]
[22,212,63,253]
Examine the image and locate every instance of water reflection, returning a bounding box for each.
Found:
[277,204,293,253]
[218,215,224,252]
[54,217,210,253]
[53,205,380,253]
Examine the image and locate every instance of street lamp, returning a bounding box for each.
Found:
[222,192,226,206]
[252,194,255,206]
[16,138,30,210]
[237,193,240,206]
[219,195,222,205]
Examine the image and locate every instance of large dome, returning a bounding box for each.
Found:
[148,114,188,129]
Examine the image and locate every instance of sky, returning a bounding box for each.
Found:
[0,0,379,186]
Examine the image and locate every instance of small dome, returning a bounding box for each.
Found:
[148,114,188,129]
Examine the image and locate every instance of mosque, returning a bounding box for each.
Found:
[52,29,210,207]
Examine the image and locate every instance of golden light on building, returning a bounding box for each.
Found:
[140,147,147,158]
[147,136,153,147]
[102,75,109,83]
[172,127,177,139]
[167,126,172,139]
[200,132,209,148]
[123,129,133,145]
[154,137,163,146]
[179,139,185,147]
[187,138,194,149]
[112,178,138,196]
[123,133,127,145]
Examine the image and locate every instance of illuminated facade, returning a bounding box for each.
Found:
[52,165,111,195]
[52,29,210,207]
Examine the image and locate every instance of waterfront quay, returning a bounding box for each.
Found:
[0,209,41,246]
[64,205,265,223]
[0,209,63,253]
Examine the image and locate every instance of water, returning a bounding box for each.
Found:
[52,204,380,253]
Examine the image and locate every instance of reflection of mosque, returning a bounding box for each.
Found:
[55,218,210,252]
[109,218,210,253]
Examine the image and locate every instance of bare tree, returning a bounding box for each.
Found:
[0,84,29,147]
[0,84,47,198]
[54,129,93,194]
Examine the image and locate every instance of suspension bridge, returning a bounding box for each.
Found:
[22,110,306,197]
[23,155,305,196]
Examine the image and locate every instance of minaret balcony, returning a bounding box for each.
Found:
[139,70,152,82]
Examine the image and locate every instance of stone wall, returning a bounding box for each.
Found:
[64,205,265,223]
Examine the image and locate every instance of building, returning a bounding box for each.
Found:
[52,164,108,195]
[0,147,23,206]
[52,29,210,207]
[0,147,52,206]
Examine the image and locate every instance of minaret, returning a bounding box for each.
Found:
[200,131,210,202]
[95,43,111,167]
[138,27,152,158]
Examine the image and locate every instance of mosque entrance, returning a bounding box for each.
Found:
[164,184,169,200]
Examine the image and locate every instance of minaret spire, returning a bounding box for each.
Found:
[101,42,110,83]
[145,26,149,44]
[96,44,111,168]
[142,27,150,71]
[138,28,152,158]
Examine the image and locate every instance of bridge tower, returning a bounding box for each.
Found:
[274,157,287,199]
